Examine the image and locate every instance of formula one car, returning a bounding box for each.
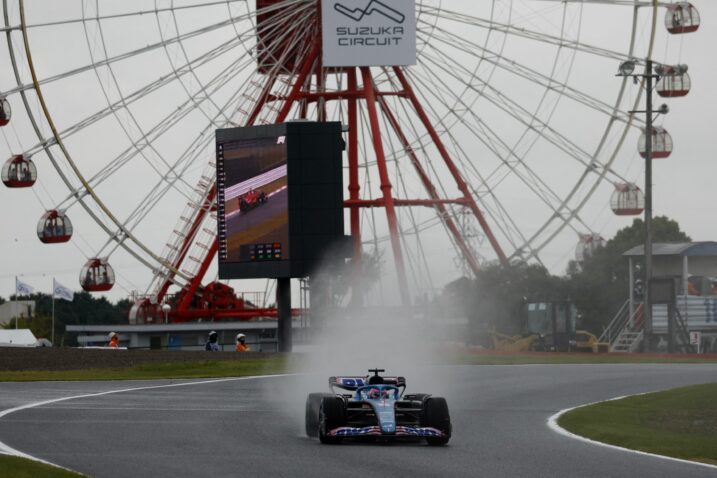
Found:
[305,369,451,445]
[238,189,267,213]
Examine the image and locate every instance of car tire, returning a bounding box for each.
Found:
[305,393,333,438]
[424,397,451,446]
[318,396,345,444]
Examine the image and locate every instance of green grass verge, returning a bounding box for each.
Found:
[1,352,716,382]
[0,455,85,478]
[558,383,717,466]
[0,356,288,382]
[454,353,717,365]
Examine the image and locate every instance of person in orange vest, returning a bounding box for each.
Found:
[235,333,251,352]
[108,332,119,348]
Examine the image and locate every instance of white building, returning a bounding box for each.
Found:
[0,301,35,327]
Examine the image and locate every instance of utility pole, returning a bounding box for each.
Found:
[643,59,654,351]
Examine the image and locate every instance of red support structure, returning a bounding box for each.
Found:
[376,95,482,277]
[392,67,508,264]
[347,68,362,266]
[360,66,411,306]
[149,11,513,321]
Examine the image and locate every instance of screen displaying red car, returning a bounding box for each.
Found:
[217,135,289,264]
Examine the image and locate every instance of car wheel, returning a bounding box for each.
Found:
[424,397,451,446]
[318,396,345,444]
[305,393,333,438]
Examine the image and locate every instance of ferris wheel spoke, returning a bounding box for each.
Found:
[403,60,598,252]
[529,0,659,6]
[389,64,535,257]
[423,7,640,63]
[4,0,250,32]
[515,3,663,261]
[411,51,602,194]
[0,1,183,279]
[414,42,632,187]
[56,50,255,209]
[3,7,258,97]
[416,24,640,129]
[156,0,315,126]
[122,19,320,287]
[20,33,249,162]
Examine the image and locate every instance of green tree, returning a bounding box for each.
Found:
[444,262,568,344]
[567,216,690,333]
[4,291,131,345]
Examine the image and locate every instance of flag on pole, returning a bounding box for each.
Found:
[53,278,74,302]
[15,277,35,296]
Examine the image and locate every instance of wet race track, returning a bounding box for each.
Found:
[1,364,716,478]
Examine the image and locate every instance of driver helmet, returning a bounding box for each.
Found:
[368,388,381,399]
[236,333,246,342]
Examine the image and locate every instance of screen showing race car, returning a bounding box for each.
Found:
[217,121,346,280]
[217,135,289,267]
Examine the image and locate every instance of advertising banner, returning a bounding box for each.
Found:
[322,0,416,67]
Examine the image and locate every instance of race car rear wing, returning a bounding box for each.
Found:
[329,375,407,391]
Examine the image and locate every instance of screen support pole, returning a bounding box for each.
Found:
[277,277,292,352]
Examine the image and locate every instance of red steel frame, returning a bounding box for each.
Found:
[153,8,507,321]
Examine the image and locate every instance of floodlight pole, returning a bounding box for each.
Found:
[643,59,654,351]
[619,58,661,352]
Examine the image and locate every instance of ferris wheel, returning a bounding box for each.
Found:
[0,1,701,319]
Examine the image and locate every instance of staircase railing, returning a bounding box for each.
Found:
[674,308,697,354]
[598,300,630,345]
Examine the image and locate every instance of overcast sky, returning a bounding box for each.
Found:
[0,1,715,305]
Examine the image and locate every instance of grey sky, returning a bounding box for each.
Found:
[0,1,714,305]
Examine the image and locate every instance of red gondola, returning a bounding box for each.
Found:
[575,234,605,262]
[2,155,37,188]
[80,258,115,292]
[37,210,73,243]
[656,68,691,98]
[610,183,644,216]
[638,127,673,159]
[665,3,700,34]
[0,97,10,126]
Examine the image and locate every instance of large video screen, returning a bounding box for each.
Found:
[217,122,346,280]
[217,135,289,268]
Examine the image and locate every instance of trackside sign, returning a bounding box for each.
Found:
[321,0,417,67]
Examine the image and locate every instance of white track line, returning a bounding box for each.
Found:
[547,392,717,471]
[0,374,291,473]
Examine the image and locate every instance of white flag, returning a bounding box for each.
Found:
[15,277,35,296]
[53,278,74,302]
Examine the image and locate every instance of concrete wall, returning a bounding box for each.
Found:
[76,330,275,352]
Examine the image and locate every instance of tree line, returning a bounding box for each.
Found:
[441,216,690,341]
[3,216,692,345]
[2,291,131,345]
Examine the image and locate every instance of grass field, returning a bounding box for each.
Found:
[0,455,85,478]
[1,351,717,382]
[455,352,717,366]
[0,356,288,382]
[558,383,717,466]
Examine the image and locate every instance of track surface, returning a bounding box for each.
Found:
[1,364,716,477]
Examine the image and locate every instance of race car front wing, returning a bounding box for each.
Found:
[328,426,445,438]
